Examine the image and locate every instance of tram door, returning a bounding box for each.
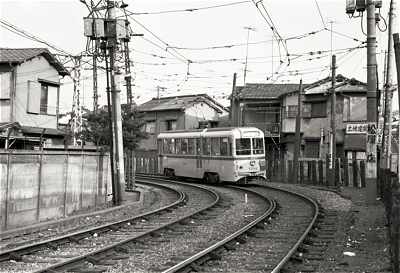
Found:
[196,138,202,177]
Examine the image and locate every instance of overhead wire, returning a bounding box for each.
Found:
[129,0,251,15]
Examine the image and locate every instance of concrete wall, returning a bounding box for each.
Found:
[0,150,112,231]
[14,56,60,129]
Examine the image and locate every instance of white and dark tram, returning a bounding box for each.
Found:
[157,127,266,183]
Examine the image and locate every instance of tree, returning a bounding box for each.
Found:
[81,105,148,150]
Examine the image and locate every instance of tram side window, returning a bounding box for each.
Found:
[211,137,221,156]
[236,138,251,155]
[175,138,182,154]
[163,139,170,153]
[252,138,264,155]
[220,137,231,156]
[181,138,188,154]
[196,138,201,155]
[169,138,176,154]
[158,139,162,154]
[188,138,195,155]
[203,138,211,155]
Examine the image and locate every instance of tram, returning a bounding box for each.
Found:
[157,127,266,183]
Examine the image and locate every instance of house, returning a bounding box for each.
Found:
[0,48,69,149]
[231,83,300,162]
[136,94,229,150]
[281,74,368,161]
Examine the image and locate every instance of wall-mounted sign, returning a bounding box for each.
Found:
[346,123,383,144]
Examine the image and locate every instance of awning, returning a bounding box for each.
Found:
[344,134,366,151]
[21,126,66,137]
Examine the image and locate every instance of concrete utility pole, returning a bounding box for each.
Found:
[107,0,125,203]
[292,79,303,184]
[381,0,397,169]
[329,55,337,186]
[365,0,378,204]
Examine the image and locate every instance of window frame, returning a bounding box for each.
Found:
[310,101,327,118]
[235,138,251,156]
[252,138,264,155]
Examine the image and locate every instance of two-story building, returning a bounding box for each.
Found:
[137,94,228,150]
[232,75,370,162]
[0,48,69,149]
[281,74,368,161]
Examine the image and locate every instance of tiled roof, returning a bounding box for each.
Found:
[137,94,227,113]
[305,74,367,94]
[0,48,69,76]
[236,83,300,99]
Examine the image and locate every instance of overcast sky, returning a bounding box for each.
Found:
[0,0,397,113]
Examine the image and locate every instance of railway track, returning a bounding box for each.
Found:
[0,179,214,273]
[1,175,336,273]
[0,176,274,273]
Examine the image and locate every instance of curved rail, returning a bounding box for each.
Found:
[268,185,319,273]
[31,179,220,273]
[161,185,276,273]
[0,180,184,263]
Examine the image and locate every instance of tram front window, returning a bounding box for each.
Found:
[252,138,264,155]
[236,138,251,155]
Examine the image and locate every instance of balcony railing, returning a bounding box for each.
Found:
[246,122,280,137]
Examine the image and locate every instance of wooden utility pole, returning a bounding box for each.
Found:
[365,0,378,204]
[394,33,400,176]
[381,0,397,169]
[292,79,303,184]
[329,55,337,186]
[230,73,238,126]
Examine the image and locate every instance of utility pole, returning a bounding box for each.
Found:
[243,26,255,85]
[123,30,133,106]
[230,73,237,126]
[93,41,99,113]
[71,56,83,146]
[329,55,337,186]
[107,0,125,203]
[292,79,303,184]
[394,33,400,176]
[365,0,378,204]
[381,0,397,169]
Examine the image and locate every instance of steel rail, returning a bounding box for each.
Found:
[0,180,183,262]
[268,185,319,273]
[160,183,319,273]
[161,185,276,273]
[32,180,220,273]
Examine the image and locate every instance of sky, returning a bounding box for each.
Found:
[0,0,397,114]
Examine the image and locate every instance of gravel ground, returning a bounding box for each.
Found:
[0,182,218,273]
[259,181,390,273]
[0,185,171,252]
[103,186,269,273]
